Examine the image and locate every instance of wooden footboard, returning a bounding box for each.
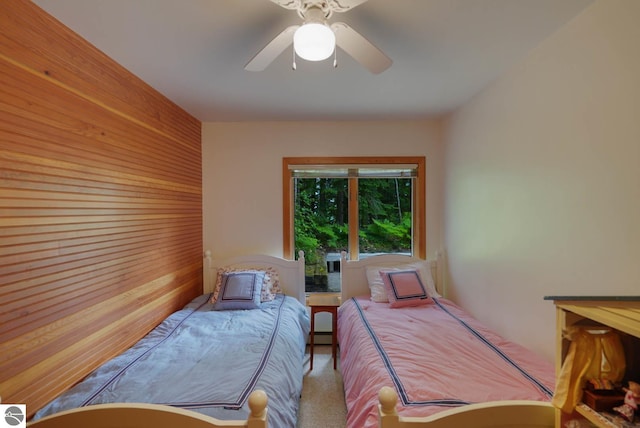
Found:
[378,387,554,428]
[28,390,268,428]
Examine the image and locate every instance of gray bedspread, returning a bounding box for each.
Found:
[33,293,310,427]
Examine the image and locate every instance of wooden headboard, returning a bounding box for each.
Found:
[203,250,306,305]
[340,251,444,302]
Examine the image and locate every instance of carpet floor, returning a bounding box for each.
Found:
[297,345,347,427]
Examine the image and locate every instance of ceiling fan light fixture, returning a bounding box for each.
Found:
[293,23,335,61]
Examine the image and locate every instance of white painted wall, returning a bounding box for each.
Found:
[202,120,445,333]
[202,120,445,260]
[444,0,640,362]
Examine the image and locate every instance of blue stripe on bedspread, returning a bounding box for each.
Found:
[431,299,554,399]
[351,297,553,409]
[82,295,213,406]
[33,294,310,428]
[168,295,286,410]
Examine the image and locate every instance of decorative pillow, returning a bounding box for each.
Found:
[380,269,432,308]
[365,261,439,302]
[211,266,281,303]
[212,271,264,310]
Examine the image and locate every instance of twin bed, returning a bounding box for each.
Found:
[31,250,556,428]
[30,251,310,428]
[337,252,556,428]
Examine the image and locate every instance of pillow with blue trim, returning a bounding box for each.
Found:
[212,271,265,310]
[380,269,432,308]
[366,261,440,303]
[211,266,281,303]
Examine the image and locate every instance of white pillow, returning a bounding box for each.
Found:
[365,261,439,302]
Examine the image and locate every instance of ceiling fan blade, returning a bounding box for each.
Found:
[331,22,392,74]
[245,25,299,72]
[328,0,370,13]
[269,0,369,13]
[268,0,301,11]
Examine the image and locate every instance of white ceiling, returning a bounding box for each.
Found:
[33,0,593,122]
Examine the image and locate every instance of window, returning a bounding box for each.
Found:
[283,157,426,293]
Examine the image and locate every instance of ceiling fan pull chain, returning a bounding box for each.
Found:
[292,45,297,70]
[333,47,337,68]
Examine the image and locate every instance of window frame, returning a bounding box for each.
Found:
[283,156,426,261]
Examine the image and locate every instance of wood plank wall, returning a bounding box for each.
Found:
[0,1,203,417]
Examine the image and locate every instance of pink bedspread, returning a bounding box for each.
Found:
[337,296,555,428]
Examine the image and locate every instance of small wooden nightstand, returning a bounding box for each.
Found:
[308,294,341,370]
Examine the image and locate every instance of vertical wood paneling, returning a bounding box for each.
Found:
[0,1,202,417]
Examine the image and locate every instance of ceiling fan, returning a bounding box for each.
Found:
[245,0,392,74]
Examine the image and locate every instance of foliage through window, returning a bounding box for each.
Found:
[358,178,413,254]
[283,157,426,294]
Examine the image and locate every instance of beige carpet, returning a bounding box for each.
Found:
[297,345,347,427]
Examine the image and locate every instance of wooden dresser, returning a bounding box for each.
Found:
[545,296,640,427]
